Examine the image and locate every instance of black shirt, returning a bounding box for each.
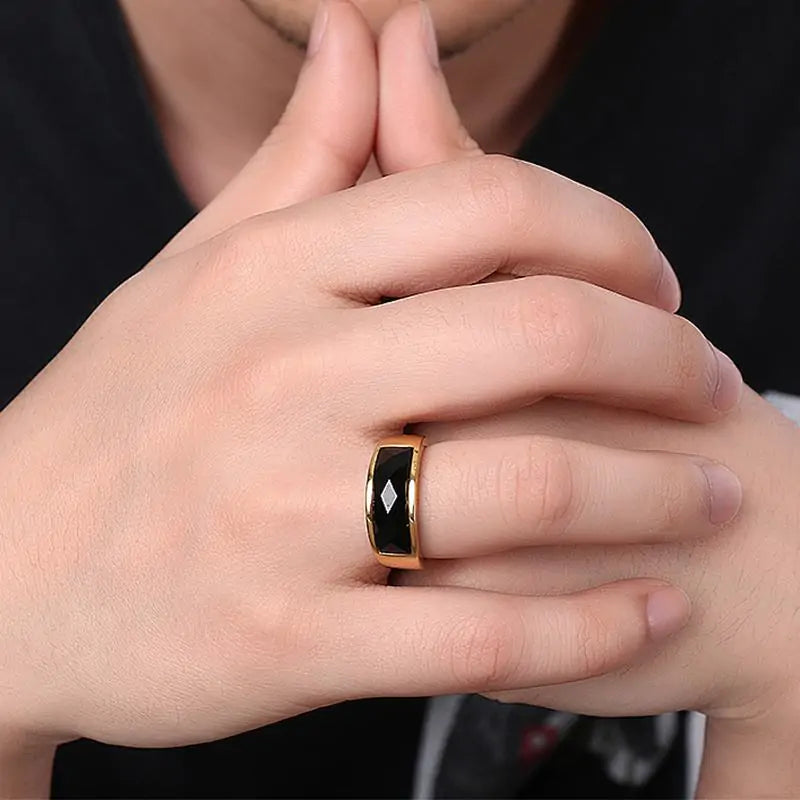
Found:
[1,0,799,796]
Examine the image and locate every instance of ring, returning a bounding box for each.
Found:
[365,434,426,570]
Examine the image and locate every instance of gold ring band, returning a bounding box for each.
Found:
[365,434,426,570]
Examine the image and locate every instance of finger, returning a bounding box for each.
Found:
[270,155,679,310]
[350,275,742,424]
[396,545,617,599]
[417,436,742,558]
[161,0,377,258]
[376,2,483,174]
[373,3,679,312]
[325,580,690,698]
[397,550,698,718]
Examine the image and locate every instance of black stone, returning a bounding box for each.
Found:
[371,446,414,556]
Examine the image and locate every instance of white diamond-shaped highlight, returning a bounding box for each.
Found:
[380,479,399,514]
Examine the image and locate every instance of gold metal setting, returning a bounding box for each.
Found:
[365,434,425,570]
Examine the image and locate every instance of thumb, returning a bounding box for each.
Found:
[163,0,377,258]
[376,1,483,176]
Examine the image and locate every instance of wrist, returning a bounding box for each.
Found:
[698,699,800,798]
[0,733,56,798]
[0,425,65,749]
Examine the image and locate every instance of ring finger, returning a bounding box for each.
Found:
[415,435,741,559]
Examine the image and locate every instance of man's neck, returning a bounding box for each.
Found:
[120,0,580,209]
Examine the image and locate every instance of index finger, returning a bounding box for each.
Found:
[159,0,377,260]
[268,154,680,310]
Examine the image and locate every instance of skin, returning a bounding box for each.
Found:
[377,21,800,794]
[403,392,800,796]
[243,0,532,53]
[0,1,777,797]
[1,3,734,791]
[119,0,577,206]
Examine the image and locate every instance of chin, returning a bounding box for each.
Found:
[244,0,531,54]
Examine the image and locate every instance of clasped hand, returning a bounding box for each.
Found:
[2,4,787,797]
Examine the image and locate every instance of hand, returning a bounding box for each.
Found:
[401,390,800,794]
[0,0,737,759]
[374,0,783,731]
[375,7,800,794]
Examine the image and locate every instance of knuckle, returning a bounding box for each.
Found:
[224,349,297,415]
[664,316,716,399]
[198,220,264,290]
[571,604,628,678]
[218,335,324,422]
[497,438,575,539]
[656,462,697,529]
[458,154,526,223]
[596,199,658,272]
[214,313,347,420]
[508,277,598,382]
[531,438,576,536]
[230,592,324,672]
[447,609,525,690]
[194,215,305,298]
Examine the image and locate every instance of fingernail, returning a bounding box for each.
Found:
[698,461,742,525]
[656,251,681,312]
[646,587,691,642]
[419,1,440,69]
[710,343,743,412]
[307,0,330,59]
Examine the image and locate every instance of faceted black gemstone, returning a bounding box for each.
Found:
[371,446,413,555]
